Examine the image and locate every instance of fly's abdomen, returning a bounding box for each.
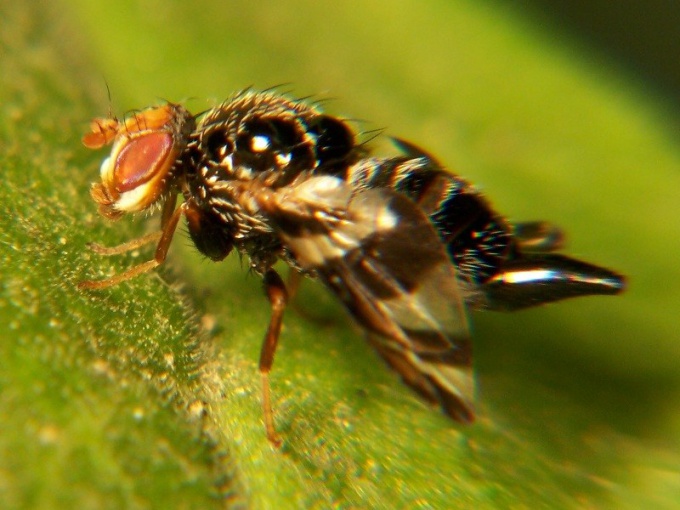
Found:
[347,154,513,286]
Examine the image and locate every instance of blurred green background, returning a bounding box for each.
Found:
[0,0,679,508]
[510,0,680,108]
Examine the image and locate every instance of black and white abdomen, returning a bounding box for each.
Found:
[345,153,514,287]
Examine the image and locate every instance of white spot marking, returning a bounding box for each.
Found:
[276,153,292,166]
[251,135,270,152]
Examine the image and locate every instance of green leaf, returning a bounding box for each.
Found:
[2,0,679,508]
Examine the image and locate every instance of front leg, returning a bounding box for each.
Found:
[78,197,185,290]
[258,269,289,447]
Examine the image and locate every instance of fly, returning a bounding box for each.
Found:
[79,90,625,446]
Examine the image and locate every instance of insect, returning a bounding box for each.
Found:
[79,90,625,445]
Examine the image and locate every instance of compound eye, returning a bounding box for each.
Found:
[308,115,354,165]
[114,131,174,192]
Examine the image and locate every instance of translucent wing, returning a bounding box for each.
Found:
[260,175,475,422]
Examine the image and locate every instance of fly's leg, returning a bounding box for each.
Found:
[87,231,163,256]
[78,197,184,290]
[258,269,288,447]
[85,195,178,256]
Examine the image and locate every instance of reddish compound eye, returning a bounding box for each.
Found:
[114,131,174,193]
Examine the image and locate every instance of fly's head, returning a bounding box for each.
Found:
[82,103,195,220]
[192,92,357,189]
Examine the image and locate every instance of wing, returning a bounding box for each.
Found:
[259,175,475,422]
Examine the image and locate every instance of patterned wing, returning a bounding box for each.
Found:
[259,175,475,422]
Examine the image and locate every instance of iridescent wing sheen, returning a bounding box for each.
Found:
[260,175,476,422]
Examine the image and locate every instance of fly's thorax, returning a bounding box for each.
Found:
[177,91,362,240]
[83,103,195,220]
[189,91,358,190]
